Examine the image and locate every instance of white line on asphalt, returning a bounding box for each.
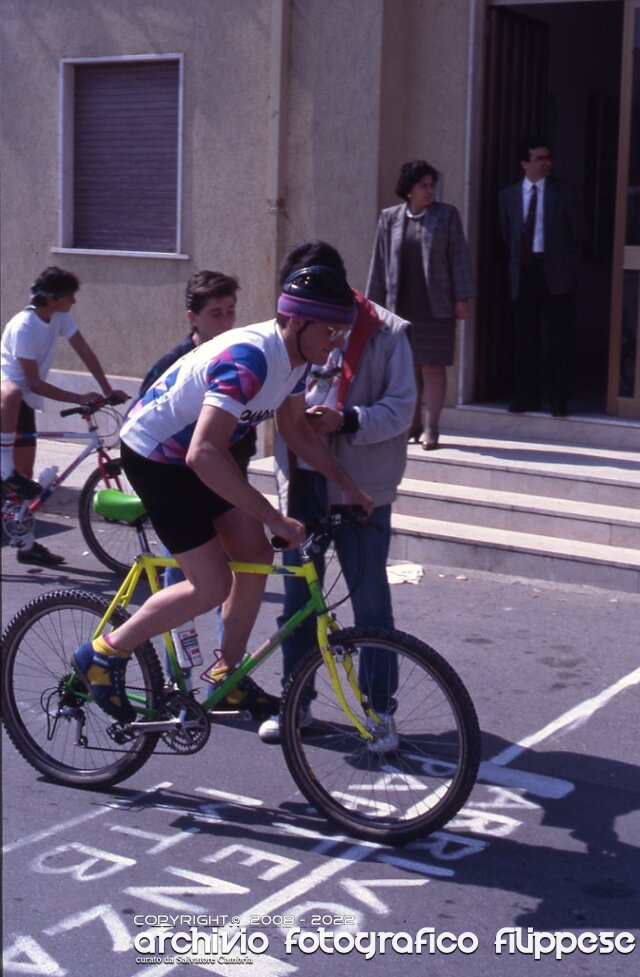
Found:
[195,786,264,807]
[2,782,173,855]
[490,666,640,768]
[231,841,376,922]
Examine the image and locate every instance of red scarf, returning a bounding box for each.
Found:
[287,290,381,477]
[336,290,380,409]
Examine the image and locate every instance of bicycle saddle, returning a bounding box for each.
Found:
[92,488,146,523]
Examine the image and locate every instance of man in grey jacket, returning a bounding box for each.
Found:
[259,240,416,744]
[499,137,584,416]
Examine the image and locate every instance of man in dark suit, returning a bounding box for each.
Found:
[499,137,584,416]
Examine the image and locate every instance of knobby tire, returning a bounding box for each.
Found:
[280,627,481,843]
[2,590,163,787]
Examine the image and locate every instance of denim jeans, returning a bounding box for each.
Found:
[279,468,398,712]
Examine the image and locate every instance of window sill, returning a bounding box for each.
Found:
[52,247,190,260]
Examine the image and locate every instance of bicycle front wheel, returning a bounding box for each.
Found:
[2,590,163,787]
[280,627,481,843]
[78,458,159,573]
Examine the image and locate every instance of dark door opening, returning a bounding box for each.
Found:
[476,1,623,414]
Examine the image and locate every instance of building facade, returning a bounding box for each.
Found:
[2,0,638,421]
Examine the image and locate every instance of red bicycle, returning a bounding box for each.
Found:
[2,396,158,573]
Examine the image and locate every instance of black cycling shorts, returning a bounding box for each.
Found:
[120,441,234,554]
[15,402,37,446]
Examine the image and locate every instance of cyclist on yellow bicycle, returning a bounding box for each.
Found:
[73,264,373,724]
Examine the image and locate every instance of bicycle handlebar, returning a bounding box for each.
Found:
[270,507,368,553]
[60,393,129,418]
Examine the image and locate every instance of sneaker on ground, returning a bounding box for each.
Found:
[258,704,313,743]
[2,469,42,500]
[365,711,399,752]
[17,542,66,566]
[210,674,280,722]
[72,642,136,724]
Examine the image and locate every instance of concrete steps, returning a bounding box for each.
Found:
[248,430,640,593]
[31,388,640,592]
[396,478,640,548]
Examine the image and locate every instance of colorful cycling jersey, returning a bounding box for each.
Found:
[121,319,307,464]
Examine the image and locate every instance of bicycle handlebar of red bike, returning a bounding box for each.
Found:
[60,392,129,418]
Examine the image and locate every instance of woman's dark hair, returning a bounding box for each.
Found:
[395,160,439,200]
[30,266,80,306]
[185,270,239,313]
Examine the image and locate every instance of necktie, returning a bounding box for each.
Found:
[521,184,537,266]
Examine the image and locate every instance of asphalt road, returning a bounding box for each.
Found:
[2,511,639,977]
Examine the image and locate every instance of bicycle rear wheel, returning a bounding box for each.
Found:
[2,590,163,787]
[280,627,481,843]
[78,458,159,573]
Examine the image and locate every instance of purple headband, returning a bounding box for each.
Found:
[277,292,357,326]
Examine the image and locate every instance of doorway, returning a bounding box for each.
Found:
[476,1,623,414]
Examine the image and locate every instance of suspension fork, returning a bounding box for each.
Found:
[315,610,373,740]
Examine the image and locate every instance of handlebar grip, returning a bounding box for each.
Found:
[59,394,129,418]
[270,536,289,550]
[107,392,130,405]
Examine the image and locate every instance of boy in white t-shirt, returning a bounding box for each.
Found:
[1,266,127,566]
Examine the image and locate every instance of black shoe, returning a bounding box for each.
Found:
[212,675,280,721]
[17,542,66,566]
[550,403,569,417]
[508,398,541,414]
[2,469,42,500]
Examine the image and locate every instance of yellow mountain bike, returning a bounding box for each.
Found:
[2,503,480,843]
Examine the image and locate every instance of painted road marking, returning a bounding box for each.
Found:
[491,665,640,768]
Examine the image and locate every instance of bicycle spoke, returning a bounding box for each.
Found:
[3,591,163,786]
[281,628,480,842]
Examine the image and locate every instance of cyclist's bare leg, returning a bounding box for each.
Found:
[104,536,233,653]
[0,381,22,433]
[1,382,26,478]
[215,508,272,670]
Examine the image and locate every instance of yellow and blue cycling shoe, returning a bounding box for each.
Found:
[72,639,136,724]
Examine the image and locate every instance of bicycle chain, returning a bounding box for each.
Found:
[52,684,212,756]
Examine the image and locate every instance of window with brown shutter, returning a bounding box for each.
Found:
[60,57,183,255]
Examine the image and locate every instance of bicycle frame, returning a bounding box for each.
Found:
[27,412,123,514]
[79,550,373,738]
[26,429,99,513]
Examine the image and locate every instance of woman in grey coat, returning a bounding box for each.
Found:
[366,160,475,449]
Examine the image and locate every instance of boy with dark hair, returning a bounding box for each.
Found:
[1,266,127,565]
[138,269,255,596]
[258,240,416,746]
[138,270,241,398]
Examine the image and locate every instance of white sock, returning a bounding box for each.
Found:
[17,531,35,552]
[1,434,16,479]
